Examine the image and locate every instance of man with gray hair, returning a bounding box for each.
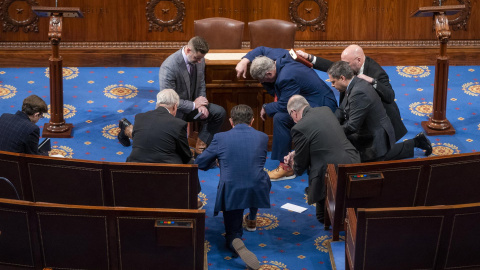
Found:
[125,89,192,164]
[119,36,226,156]
[284,95,360,224]
[296,45,432,159]
[236,46,337,181]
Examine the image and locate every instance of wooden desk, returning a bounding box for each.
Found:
[204,49,275,147]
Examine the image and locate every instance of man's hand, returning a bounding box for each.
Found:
[357,74,374,84]
[194,96,209,109]
[284,151,295,168]
[235,58,251,79]
[198,105,209,119]
[260,106,267,121]
[295,50,309,60]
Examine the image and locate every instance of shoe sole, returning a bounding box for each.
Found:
[232,238,260,270]
[245,227,256,232]
[270,174,296,181]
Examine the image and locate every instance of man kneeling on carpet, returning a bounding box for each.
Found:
[123,89,193,164]
[195,104,270,270]
[284,95,360,224]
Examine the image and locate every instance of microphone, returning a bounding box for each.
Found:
[0,177,20,200]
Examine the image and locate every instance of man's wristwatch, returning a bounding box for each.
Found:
[372,79,378,89]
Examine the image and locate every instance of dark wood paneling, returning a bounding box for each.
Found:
[0,0,479,66]
[1,0,479,42]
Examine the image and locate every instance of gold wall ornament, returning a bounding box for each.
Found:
[433,0,471,30]
[146,0,185,32]
[0,0,39,32]
[289,0,328,32]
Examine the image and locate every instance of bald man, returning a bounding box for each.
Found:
[297,45,432,160]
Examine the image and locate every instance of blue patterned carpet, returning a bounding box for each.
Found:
[0,65,479,270]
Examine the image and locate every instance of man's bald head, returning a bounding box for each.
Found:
[340,44,365,74]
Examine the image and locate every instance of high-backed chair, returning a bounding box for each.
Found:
[248,19,296,49]
[194,17,244,49]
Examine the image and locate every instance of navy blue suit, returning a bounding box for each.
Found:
[195,124,271,249]
[243,47,337,161]
[0,111,43,155]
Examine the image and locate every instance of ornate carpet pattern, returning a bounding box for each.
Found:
[0,66,479,270]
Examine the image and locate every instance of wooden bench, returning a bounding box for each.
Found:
[345,202,480,270]
[325,152,480,240]
[0,151,200,209]
[0,198,205,270]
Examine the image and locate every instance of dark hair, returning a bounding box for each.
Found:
[327,61,354,80]
[22,95,47,116]
[230,104,253,125]
[188,36,209,55]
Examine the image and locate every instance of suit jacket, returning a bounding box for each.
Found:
[244,46,337,115]
[195,124,271,216]
[292,106,360,204]
[126,107,192,164]
[313,56,407,141]
[336,77,396,162]
[0,111,43,155]
[158,48,206,119]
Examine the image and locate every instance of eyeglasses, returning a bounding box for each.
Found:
[289,110,295,117]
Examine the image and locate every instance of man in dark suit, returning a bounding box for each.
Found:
[126,89,192,164]
[0,95,48,155]
[328,61,396,162]
[119,36,226,156]
[297,45,432,158]
[285,95,360,224]
[195,105,269,269]
[236,46,337,180]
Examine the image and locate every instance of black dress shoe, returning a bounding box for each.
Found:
[118,118,132,147]
[414,132,432,156]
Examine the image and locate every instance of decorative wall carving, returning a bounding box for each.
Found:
[433,0,471,30]
[0,0,39,32]
[289,0,328,32]
[145,0,185,32]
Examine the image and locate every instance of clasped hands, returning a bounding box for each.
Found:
[194,96,209,119]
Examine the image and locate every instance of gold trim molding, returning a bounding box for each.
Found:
[1,40,480,49]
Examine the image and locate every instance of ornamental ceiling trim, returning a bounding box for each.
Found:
[432,0,471,30]
[145,0,185,32]
[1,40,480,49]
[0,0,39,32]
[289,0,328,32]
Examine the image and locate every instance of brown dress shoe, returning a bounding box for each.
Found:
[268,165,295,181]
[244,213,257,232]
[195,138,207,155]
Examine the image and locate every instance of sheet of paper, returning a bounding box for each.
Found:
[205,53,246,61]
[281,203,308,213]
